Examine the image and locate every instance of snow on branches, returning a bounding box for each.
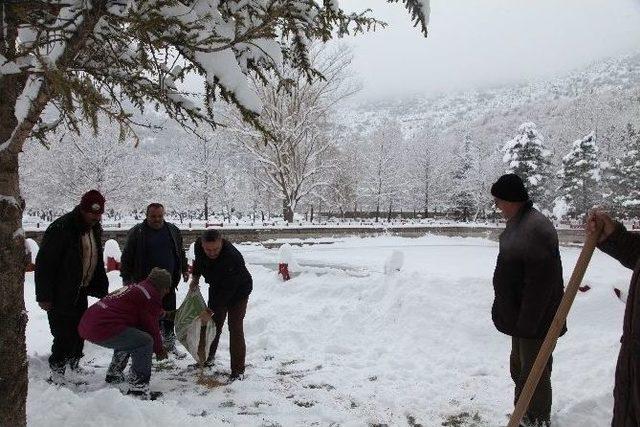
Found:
[1,0,430,154]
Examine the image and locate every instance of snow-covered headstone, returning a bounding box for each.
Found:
[24,238,38,271]
[104,239,122,272]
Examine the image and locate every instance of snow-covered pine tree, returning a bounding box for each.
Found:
[0,2,430,425]
[502,122,552,208]
[608,124,640,217]
[450,135,476,221]
[555,131,602,219]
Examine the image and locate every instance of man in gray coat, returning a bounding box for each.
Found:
[120,203,188,357]
[491,174,565,427]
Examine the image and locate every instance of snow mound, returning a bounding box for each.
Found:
[103,239,122,263]
[25,238,39,263]
[384,250,404,274]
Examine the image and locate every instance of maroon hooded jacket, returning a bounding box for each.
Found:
[78,279,164,354]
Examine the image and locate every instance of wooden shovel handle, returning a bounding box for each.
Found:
[507,226,602,427]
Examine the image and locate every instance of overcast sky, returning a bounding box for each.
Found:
[342,0,640,100]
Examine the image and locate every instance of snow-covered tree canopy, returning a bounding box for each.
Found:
[0,0,429,151]
[555,130,602,218]
[502,122,552,207]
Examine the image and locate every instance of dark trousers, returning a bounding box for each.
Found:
[510,337,552,426]
[160,289,176,348]
[208,298,248,375]
[47,311,84,372]
[98,327,154,387]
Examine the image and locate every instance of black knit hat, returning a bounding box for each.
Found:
[490,174,529,202]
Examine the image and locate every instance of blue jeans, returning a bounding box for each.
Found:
[96,328,153,385]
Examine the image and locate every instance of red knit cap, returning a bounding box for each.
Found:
[80,190,105,214]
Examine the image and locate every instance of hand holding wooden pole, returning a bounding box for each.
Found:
[507,222,603,427]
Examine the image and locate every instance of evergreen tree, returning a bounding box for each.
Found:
[502,122,552,208]
[609,124,640,217]
[555,131,602,219]
[450,135,475,221]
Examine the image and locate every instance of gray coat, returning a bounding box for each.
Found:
[492,201,566,339]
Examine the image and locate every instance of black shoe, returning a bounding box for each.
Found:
[126,389,162,400]
[105,373,125,384]
[229,373,245,382]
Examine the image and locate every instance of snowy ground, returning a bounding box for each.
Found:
[25,234,631,426]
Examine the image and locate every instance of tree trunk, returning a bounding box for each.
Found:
[310,205,314,223]
[282,199,294,223]
[0,149,28,427]
[204,198,209,221]
[424,191,429,218]
[1,7,28,420]
[375,202,380,223]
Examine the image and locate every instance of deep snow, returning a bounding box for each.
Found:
[24,234,631,426]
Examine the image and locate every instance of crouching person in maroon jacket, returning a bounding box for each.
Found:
[79,268,170,399]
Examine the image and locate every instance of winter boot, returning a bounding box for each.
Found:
[127,367,151,392]
[126,370,161,400]
[68,358,95,376]
[47,363,66,385]
[228,372,245,382]
[169,346,187,359]
[105,351,129,384]
[521,416,550,427]
[126,389,163,400]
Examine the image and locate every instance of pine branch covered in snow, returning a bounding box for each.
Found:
[388,0,430,36]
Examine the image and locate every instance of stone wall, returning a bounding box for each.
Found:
[24,226,589,248]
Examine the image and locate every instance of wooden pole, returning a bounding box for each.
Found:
[507,225,601,427]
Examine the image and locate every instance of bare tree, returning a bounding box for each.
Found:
[359,119,407,222]
[21,126,149,213]
[406,126,455,217]
[229,45,358,222]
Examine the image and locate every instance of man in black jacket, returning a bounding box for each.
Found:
[189,229,252,380]
[120,203,188,357]
[35,190,109,382]
[491,174,565,427]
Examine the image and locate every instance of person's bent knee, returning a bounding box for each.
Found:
[136,330,154,350]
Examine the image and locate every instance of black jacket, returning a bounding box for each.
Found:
[598,223,640,426]
[120,221,188,288]
[492,201,566,339]
[35,207,109,315]
[193,238,252,308]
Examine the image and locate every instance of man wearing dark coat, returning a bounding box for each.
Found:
[35,190,109,382]
[189,229,252,380]
[588,210,640,427]
[120,203,188,357]
[491,174,565,427]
